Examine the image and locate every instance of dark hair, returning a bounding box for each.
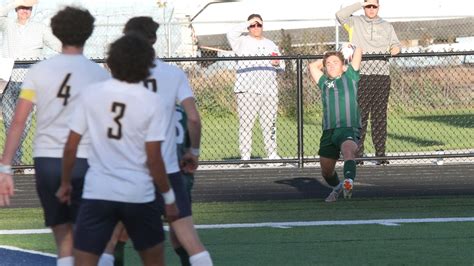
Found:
[323,51,344,67]
[106,34,155,83]
[123,16,159,45]
[50,6,94,47]
[247,14,263,21]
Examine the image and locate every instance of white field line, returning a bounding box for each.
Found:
[0,245,56,257]
[1,217,474,235]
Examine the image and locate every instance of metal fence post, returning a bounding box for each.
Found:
[296,55,304,168]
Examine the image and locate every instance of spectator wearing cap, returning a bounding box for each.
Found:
[336,0,401,165]
[226,14,285,166]
[0,0,60,169]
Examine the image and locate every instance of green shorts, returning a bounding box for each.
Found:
[318,127,360,160]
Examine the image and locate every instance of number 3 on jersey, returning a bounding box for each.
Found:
[57,73,72,106]
[107,102,126,140]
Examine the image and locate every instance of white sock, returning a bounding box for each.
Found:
[98,253,115,266]
[57,256,74,266]
[189,251,213,266]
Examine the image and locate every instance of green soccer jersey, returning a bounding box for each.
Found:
[317,65,361,130]
[175,105,194,195]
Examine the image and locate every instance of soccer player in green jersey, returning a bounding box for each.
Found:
[308,47,362,202]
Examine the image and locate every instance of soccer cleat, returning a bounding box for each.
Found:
[325,190,341,203]
[343,178,353,199]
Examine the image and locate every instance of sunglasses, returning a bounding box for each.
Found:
[248,23,263,29]
[364,4,378,9]
[16,6,33,11]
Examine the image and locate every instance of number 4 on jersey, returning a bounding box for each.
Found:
[57,73,72,106]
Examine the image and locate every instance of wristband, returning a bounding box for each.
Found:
[161,189,176,205]
[190,148,200,157]
[0,164,12,174]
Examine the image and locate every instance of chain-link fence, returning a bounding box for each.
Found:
[1,51,472,170]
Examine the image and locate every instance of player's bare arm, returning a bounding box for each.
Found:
[351,47,363,71]
[56,130,82,205]
[0,98,34,206]
[180,97,201,174]
[146,141,179,222]
[308,59,324,83]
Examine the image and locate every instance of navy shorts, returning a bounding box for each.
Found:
[156,172,192,219]
[74,199,165,255]
[34,157,88,227]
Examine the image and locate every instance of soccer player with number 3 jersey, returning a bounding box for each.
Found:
[57,34,179,266]
[0,7,109,266]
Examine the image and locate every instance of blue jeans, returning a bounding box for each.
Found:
[1,80,33,165]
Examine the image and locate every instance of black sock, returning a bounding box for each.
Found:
[114,241,126,266]
[175,246,190,266]
[324,171,340,187]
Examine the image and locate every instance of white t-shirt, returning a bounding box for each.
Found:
[20,54,110,158]
[144,59,194,174]
[70,79,170,203]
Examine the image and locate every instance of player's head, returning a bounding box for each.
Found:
[123,16,160,45]
[323,51,345,78]
[50,6,95,47]
[106,34,155,83]
[363,0,379,19]
[247,14,263,38]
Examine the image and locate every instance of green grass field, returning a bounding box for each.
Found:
[1,196,474,265]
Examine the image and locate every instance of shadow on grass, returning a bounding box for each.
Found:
[387,132,445,147]
[407,114,473,128]
[275,177,330,198]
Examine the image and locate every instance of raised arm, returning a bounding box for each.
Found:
[0,0,16,30]
[226,21,248,52]
[308,59,324,84]
[351,47,363,71]
[335,2,362,28]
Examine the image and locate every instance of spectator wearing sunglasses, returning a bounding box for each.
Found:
[226,14,285,166]
[336,0,401,166]
[0,0,60,170]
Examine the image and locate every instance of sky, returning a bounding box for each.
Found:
[175,0,473,35]
[26,0,473,35]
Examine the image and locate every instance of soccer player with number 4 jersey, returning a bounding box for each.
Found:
[0,7,109,266]
[308,47,363,203]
